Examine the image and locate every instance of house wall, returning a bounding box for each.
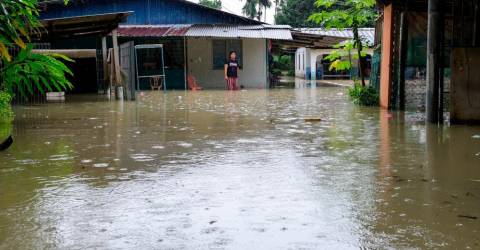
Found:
[296,47,374,80]
[295,48,310,78]
[40,0,260,25]
[187,38,267,89]
[451,48,480,123]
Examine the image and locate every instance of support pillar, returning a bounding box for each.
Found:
[101,36,108,95]
[112,29,123,100]
[426,0,441,123]
[380,4,394,109]
[398,11,408,110]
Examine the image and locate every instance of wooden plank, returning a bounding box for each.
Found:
[112,29,122,88]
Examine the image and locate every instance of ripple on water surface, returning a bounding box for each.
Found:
[1,89,480,249]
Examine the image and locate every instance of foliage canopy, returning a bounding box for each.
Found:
[198,0,222,10]
[275,0,319,27]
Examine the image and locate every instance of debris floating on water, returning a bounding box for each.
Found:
[304,117,322,122]
[93,163,109,168]
[458,215,478,220]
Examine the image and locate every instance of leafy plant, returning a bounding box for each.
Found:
[0,0,73,145]
[1,45,73,97]
[0,90,13,142]
[0,0,42,62]
[309,0,377,86]
[1,0,73,97]
[0,91,13,123]
[324,40,368,74]
[348,82,379,106]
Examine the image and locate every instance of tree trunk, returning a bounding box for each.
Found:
[264,6,267,22]
[353,27,366,87]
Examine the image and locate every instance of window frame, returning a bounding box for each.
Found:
[212,39,243,70]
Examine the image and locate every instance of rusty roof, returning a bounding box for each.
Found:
[115,24,293,40]
[117,25,191,37]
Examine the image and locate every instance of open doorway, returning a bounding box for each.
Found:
[64,57,98,94]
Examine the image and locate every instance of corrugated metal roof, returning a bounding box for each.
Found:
[116,24,292,40]
[117,25,191,37]
[185,24,293,40]
[297,28,375,46]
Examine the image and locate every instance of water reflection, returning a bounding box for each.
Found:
[0,89,479,249]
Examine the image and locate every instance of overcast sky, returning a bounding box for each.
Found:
[189,0,276,24]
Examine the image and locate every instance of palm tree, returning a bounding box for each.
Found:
[258,0,272,22]
[242,0,258,19]
[273,0,283,19]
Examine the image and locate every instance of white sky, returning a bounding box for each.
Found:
[189,0,276,24]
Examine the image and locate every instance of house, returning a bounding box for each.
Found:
[37,0,338,99]
[293,28,375,80]
[376,0,480,123]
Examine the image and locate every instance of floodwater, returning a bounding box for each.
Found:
[1,86,480,249]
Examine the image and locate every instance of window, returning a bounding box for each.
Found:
[212,39,243,70]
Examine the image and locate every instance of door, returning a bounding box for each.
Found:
[120,41,136,101]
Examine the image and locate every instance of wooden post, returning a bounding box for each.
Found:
[102,36,108,93]
[426,0,441,123]
[398,11,408,110]
[380,4,394,109]
[112,29,122,88]
[184,37,187,90]
[473,0,479,47]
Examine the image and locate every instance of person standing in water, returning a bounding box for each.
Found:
[224,51,239,90]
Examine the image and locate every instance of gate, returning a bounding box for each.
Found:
[120,41,136,101]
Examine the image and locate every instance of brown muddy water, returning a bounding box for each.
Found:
[1,87,480,249]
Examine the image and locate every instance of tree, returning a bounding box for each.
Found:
[0,0,72,139]
[258,0,272,22]
[275,0,318,27]
[309,0,377,86]
[242,0,258,19]
[274,0,284,17]
[198,0,222,10]
[242,0,271,21]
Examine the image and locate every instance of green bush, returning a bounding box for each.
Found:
[0,91,13,141]
[287,69,295,77]
[0,91,13,123]
[271,68,282,77]
[347,83,379,106]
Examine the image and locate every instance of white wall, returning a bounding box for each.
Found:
[295,48,311,78]
[187,37,267,89]
[297,47,374,80]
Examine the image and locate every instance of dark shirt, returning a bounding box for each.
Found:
[225,60,239,78]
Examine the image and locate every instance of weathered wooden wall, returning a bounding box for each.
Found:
[451,48,480,123]
[40,0,260,25]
